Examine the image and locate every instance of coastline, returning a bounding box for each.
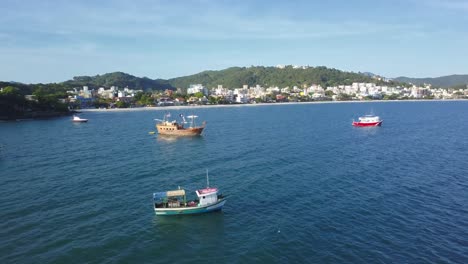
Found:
[80,99,467,112]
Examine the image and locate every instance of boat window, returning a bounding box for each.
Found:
[202,196,205,199]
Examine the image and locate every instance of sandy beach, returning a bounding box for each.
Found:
[80,99,466,112]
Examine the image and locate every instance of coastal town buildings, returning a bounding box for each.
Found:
[58,80,467,109]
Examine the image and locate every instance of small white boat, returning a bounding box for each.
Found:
[72,115,88,122]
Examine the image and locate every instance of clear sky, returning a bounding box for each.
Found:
[1,0,467,83]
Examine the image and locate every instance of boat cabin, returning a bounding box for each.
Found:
[196,188,219,206]
[358,115,380,123]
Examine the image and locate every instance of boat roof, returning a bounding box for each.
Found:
[167,189,186,197]
[153,189,186,199]
[196,187,218,196]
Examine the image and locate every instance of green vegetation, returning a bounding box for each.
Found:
[0,86,69,120]
[394,74,468,88]
[0,86,26,119]
[134,92,155,106]
[194,92,204,98]
[325,90,335,97]
[336,93,353,101]
[1,72,173,100]
[115,101,129,108]
[167,66,401,89]
[62,72,173,91]
[383,94,399,100]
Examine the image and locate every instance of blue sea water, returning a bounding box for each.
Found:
[1,101,468,263]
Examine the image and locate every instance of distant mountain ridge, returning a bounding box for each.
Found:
[394,74,468,88]
[26,66,387,91]
[2,68,468,94]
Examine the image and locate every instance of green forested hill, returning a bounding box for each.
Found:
[62,72,173,90]
[4,68,467,94]
[0,81,33,94]
[167,66,388,88]
[2,66,407,95]
[394,74,468,88]
[1,72,172,96]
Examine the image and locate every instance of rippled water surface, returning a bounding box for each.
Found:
[1,101,468,263]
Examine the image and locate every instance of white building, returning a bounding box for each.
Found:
[187,84,208,95]
[235,93,249,103]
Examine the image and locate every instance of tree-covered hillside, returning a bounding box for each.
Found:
[62,72,173,91]
[394,74,468,88]
[2,67,404,96]
[0,86,70,120]
[168,66,393,89]
[1,72,173,96]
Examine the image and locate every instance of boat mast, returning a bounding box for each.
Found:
[206,169,209,188]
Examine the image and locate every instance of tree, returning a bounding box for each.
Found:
[383,94,399,100]
[0,86,27,118]
[207,96,215,104]
[336,93,352,101]
[1,86,23,96]
[115,101,129,108]
[194,92,204,98]
[134,91,144,101]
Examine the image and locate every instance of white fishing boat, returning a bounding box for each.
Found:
[72,115,88,122]
[153,170,226,215]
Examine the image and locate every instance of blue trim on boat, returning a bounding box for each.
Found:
[155,199,226,215]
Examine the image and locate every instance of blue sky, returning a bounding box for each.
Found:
[1,0,467,83]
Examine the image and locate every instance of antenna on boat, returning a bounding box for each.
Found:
[206,169,209,188]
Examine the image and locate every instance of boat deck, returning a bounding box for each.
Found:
[154,194,225,209]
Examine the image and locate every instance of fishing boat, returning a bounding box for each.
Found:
[155,113,206,136]
[153,171,226,215]
[72,115,88,122]
[352,115,382,127]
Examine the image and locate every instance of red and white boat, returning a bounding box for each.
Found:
[352,115,382,127]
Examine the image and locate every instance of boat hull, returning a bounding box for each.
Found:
[155,199,226,215]
[156,125,204,136]
[352,121,382,127]
[73,120,88,123]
